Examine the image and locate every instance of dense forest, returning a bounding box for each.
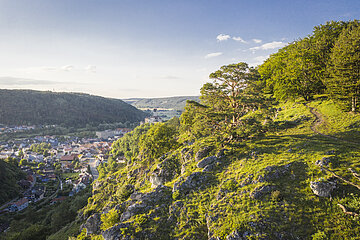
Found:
[69,20,360,239]
[0,90,148,127]
[0,158,25,205]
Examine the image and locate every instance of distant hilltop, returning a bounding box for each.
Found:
[123,96,200,111]
[0,89,148,127]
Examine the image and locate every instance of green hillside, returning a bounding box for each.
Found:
[0,158,25,205]
[72,98,360,240]
[0,89,148,127]
[64,20,360,240]
[124,96,200,110]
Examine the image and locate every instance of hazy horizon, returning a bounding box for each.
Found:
[0,0,358,98]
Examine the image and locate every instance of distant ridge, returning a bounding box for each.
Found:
[123,96,200,110]
[0,89,148,126]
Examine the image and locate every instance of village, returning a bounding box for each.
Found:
[0,127,133,217]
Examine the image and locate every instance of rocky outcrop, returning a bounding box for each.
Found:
[181,148,193,162]
[310,180,336,197]
[173,172,213,196]
[315,156,334,167]
[197,156,218,168]
[120,185,172,221]
[149,174,163,187]
[82,213,102,235]
[257,163,293,182]
[195,146,212,161]
[102,222,131,240]
[250,185,275,199]
[150,155,180,187]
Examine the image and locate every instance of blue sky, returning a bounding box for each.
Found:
[0,0,358,98]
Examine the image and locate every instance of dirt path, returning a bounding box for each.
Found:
[303,103,360,145]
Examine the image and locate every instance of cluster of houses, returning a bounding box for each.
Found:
[0,125,37,134]
[0,127,131,214]
[96,128,132,139]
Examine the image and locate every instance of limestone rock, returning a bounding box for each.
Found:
[173,172,212,196]
[257,163,293,182]
[181,148,193,162]
[150,155,180,187]
[195,146,212,161]
[82,213,101,235]
[250,185,274,199]
[310,180,336,197]
[102,223,130,240]
[149,174,163,187]
[315,156,334,167]
[120,185,172,221]
[197,156,218,168]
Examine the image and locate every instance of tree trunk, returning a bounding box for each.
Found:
[352,96,356,112]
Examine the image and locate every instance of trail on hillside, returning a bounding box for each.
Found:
[303,103,360,145]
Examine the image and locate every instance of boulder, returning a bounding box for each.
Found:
[195,146,212,161]
[149,173,163,187]
[82,213,101,235]
[197,156,218,168]
[315,156,334,167]
[250,185,274,199]
[226,230,244,240]
[310,180,336,197]
[181,148,193,162]
[102,222,130,240]
[120,185,172,221]
[150,155,180,188]
[173,172,213,196]
[257,163,293,182]
[203,163,218,172]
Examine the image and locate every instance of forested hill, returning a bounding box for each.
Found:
[123,96,200,110]
[0,89,148,126]
[0,158,25,205]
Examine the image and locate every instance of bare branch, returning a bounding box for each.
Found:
[349,168,360,182]
[337,203,359,216]
[321,166,360,191]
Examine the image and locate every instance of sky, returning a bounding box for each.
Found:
[0,0,358,98]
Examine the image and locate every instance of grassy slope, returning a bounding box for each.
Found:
[82,98,360,239]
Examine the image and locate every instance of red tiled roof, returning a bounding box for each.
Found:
[15,198,28,207]
[60,154,78,161]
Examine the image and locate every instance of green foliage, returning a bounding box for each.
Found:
[138,122,179,161]
[2,188,91,240]
[110,123,151,164]
[101,209,119,230]
[258,20,348,102]
[327,20,360,112]
[0,158,25,205]
[0,89,148,126]
[312,231,327,240]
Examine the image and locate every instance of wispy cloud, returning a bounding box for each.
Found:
[252,39,262,43]
[160,75,180,80]
[216,34,230,41]
[250,41,287,51]
[85,65,97,73]
[61,65,74,71]
[204,52,223,59]
[232,36,247,43]
[0,76,62,86]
